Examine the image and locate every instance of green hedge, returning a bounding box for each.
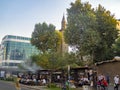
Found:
[0,77,14,81]
[47,83,57,88]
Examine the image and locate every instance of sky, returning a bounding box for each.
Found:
[0,0,120,43]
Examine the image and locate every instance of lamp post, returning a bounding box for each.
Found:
[68,65,70,90]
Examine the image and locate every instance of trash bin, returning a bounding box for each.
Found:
[83,85,89,90]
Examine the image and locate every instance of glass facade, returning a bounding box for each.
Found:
[0,35,39,67]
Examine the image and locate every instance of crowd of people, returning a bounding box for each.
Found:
[68,72,120,90]
[16,74,47,86]
[97,74,109,90]
[97,74,120,90]
[13,71,120,90]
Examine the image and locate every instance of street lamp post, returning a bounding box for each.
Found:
[68,65,70,90]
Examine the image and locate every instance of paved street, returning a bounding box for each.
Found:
[76,85,120,90]
[106,85,120,90]
[0,80,37,90]
[90,85,120,90]
[0,80,16,90]
[0,80,119,90]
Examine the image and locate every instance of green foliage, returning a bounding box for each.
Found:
[64,0,118,63]
[112,37,120,56]
[83,29,101,54]
[47,83,57,88]
[64,0,99,64]
[46,87,77,90]
[31,53,49,69]
[31,52,79,69]
[94,4,118,62]
[0,77,14,82]
[31,22,61,53]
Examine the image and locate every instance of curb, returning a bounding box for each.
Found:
[21,84,47,90]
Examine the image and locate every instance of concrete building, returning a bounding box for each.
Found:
[0,35,39,68]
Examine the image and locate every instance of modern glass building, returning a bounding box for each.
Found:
[0,35,39,68]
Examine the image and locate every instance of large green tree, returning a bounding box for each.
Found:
[31,22,61,53]
[94,4,118,62]
[64,0,100,64]
[31,22,63,69]
[64,0,118,63]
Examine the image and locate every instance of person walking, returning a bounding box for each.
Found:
[101,78,108,90]
[106,74,110,85]
[14,75,21,90]
[114,75,119,90]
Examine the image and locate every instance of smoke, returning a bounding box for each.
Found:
[19,60,43,73]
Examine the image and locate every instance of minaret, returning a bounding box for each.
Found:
[60,14,66,31]
[59,14,68,54]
